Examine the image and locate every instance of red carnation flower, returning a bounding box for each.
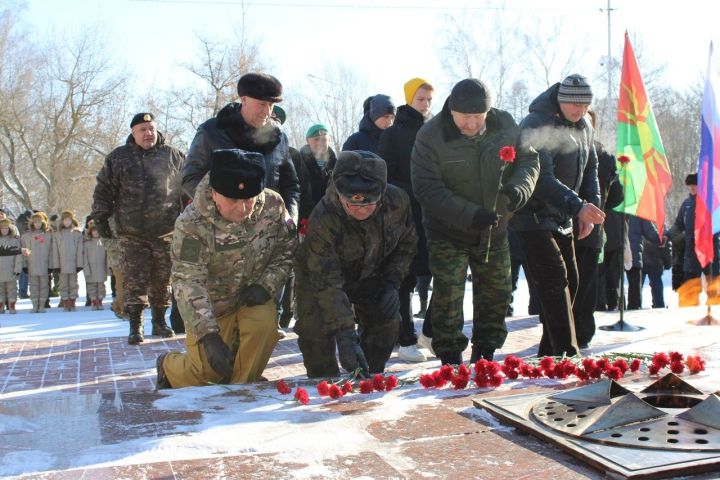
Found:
[384,375,399,391]
[618,155,631,165]
[670,361,685,374]
[432,371,447,388]
[456,364,471,380]
[474,375,489,388]
[652,352,670,368]
[328,384,344,399]
[605,366,623,380]
[451,376,469,390]
[276,379,292,395]
[612,358,629,375]
[648,364,660,376]
[485,361,501,376]
[419,374,435,389]
[504,369,519,380]
[490,373,504,388]
[539,356,554,370]
[519,363,533,378]
[341,381,354,394]
[575,369,589,381]
[630,358,642,373]
[503,355,522,369]
[669,351,684,363]
[317,380,330,397]
[596,358,610,372]
[474,359,489,375]
[499,146,516,163]
[372,374,386,392]
[359,379,374,393]
[685,355,706,374]
[294,387,310,405]
[440,364,455,381]
[589,367,603,379]
[531,367,543,379]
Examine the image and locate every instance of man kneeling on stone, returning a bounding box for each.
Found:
[157,149,296,388]
[294,150,417,377]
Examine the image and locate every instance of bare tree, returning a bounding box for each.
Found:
[297,62,369,154]
[0,20,129,217]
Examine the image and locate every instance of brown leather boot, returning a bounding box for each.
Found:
[69,298,76,311]
[8,302,16,314]
[0,302,4,314]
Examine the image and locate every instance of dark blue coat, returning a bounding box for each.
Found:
[628,216,661,269]
[342,115,384,153]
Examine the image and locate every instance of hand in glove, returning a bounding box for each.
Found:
[201,332,234,383]
[96,220,113,239]
[471,208,499,231]
[500,184,523,212]
[336,328,369,376]
[377,281,400,318]
[237,283,271,307]
[0,245,21,256]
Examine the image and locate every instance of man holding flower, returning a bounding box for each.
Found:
[411,78,540,366]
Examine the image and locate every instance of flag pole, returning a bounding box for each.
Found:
[600,211,643,332]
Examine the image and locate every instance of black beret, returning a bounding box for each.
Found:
[685,173,698,186]
[237,73,283,103]
[210,149,267,199]
[333,150,387,205]
[449,78,493,114]
[130,112,155,128]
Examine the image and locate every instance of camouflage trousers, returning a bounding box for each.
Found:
[426,238,511,357]
[86,282,106,301]
[0,280,17,304]
[118,236,171,310]
[162,300,279,387]
[294,277,400,377]
[58,273,79,300]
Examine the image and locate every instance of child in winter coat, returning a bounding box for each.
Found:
[21,212,53,313]
[52,210,84,311]
[0,218,22,314]
[83,222,108,310]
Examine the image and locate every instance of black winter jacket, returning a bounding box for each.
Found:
[510,83,600,235]
[182,103,300,222]
[378,104,431,275]
[92,133,184,239]
[412,99,539,248]
[342,114,384,153]
[293,145,337,222]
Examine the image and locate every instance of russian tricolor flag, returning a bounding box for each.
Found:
[695,43,720,268]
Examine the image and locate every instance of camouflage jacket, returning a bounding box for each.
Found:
[294,184,417,333]
[171,174,297,340]
[91,133,185,239]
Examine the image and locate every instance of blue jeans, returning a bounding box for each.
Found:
[642,269,665,308]
[18,271,29,297]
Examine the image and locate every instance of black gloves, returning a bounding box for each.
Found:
[95,220,113,239]
[378,281,400,318]
[76,267,83,273]
[471,208,499,230]
[237,283,271,307]
[201,332,234,383]
[500,184,523,212]
[0,245,21,256]
[336,328,369,376]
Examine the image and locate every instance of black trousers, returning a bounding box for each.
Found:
[573,245,600,346]
[626,267,643,310]
[598,248,622,310]
[398,273,419,346]
[517,230,579,357]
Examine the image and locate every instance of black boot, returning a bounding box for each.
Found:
[414,299,427,318]
[127,304,145,345]
[439,351,463,366]
[156,352,172,390]
[470,345,495,363]
[151,306,174,337]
